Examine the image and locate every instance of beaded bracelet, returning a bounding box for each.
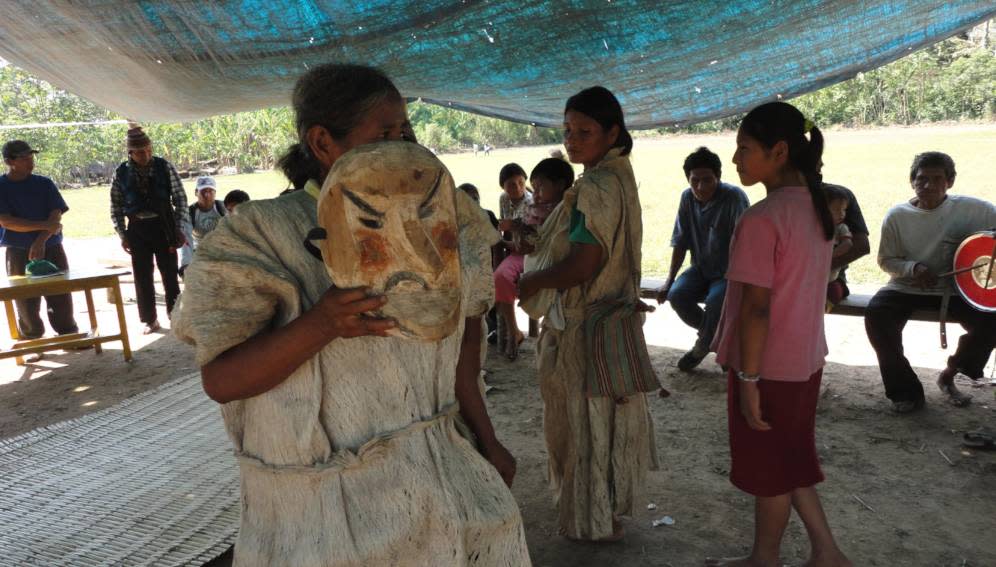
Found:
[736,371,761,383]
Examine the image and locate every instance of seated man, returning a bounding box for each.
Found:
[865,151,996,413]
[656,147,749,370]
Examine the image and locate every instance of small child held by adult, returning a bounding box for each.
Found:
[494,158,574,360]
[825,185,853,309]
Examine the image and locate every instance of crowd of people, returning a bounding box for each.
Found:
[1,61,994,566]
[0,128,252,339]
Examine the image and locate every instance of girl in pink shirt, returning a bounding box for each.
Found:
[706,102,851,567]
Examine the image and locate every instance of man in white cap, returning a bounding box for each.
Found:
[189,176,226,247]
[178,175,227,279]
[109,124,189,334]
[0,140,80,339]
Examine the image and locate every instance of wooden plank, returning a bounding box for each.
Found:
[84,289,102,355]
[3,299,23,365]
[638,278,953,323]
[12,332,89,348]
[639,277,666,300]
[112,279,132,362]
[0,335,123,360]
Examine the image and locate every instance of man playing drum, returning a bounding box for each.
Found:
[865,152,996,413]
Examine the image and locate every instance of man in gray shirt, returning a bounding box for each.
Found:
[656,147,749,370]
[865,151,996,413]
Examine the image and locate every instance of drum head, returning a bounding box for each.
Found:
[953,231,996,312]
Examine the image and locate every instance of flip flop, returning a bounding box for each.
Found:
[963,431,996,451]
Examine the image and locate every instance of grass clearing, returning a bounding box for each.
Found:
[59,124,996,285]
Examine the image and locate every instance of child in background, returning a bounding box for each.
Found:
[494,158,574,360]
[458,183,500,229]
[708,102,850,567]
[825,185,853,310]
[497,162,531,222]
[223,189,250,213]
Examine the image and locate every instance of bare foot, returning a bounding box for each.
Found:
[143,320,161,335]
[801,551,853,567]
[937,370,971,407]
[704,555,777,567]
[505,331,525,361]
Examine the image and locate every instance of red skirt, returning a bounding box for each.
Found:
[727,369,824,497]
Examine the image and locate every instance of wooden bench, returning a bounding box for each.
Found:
[638,278,955,323]
[829,293,954,322]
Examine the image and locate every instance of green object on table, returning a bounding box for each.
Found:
[25,259,62,277]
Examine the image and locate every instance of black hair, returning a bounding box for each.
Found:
[498,163,527,187]
[564,86,633,156]
[276,64,402,190]
[909,151,956,183]
[530,158,575,191]
[457,182,480,203]
[822,184,849,205]
[740,102,834,240]
[223,189,250,206]
[683,146,721,179]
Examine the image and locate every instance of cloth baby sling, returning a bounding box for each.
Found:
[580,170,660,399]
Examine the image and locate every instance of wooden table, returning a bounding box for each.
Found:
[0,268,132,365]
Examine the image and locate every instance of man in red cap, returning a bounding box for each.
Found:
[109,125,189,334]
[0,140,80,339]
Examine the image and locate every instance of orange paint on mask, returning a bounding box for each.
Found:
[432,222,458,255]
[357,232,390,271]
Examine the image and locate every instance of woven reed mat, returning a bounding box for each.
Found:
[0,373,238,566]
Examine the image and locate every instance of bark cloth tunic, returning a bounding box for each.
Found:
[173,186,531,566]
[531,148,659,540]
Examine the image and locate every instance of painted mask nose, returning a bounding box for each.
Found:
[402,216,444,273]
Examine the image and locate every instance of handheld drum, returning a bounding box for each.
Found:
[950,230,996,313]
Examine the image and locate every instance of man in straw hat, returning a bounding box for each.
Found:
[109,124,189,334]
[0,139,80,340]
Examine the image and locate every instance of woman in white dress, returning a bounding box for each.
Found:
[173,63,529,567]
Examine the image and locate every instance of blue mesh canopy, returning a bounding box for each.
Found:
[0,1,993,126]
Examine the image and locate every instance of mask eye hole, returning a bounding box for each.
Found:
[360,218,382,229]
[418,204,434,219]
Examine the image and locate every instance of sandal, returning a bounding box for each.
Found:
[963,430,996,451]
[891,400,923,414]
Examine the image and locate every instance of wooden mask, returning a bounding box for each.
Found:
[317,141,462,341]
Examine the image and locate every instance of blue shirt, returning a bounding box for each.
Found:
[670,182,749,280]
[0,173,69,249]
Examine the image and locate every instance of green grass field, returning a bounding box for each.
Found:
[59,124,996,285]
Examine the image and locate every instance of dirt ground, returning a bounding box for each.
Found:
[1,239,994,566]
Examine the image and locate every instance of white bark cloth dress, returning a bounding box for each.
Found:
[531,149,659,540]
[173,186,531,566]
